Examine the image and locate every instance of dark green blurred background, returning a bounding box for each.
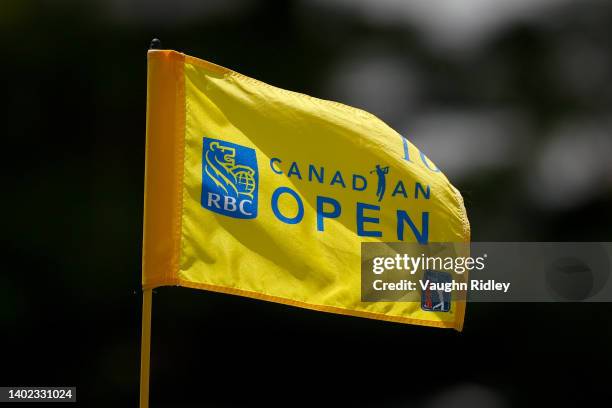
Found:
[2,0,611,406]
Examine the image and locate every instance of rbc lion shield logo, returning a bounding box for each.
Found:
[202,137,258,219]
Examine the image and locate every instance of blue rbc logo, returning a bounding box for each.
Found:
[201,137,258,219]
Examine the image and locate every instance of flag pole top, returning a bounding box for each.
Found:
[149,38,162,50]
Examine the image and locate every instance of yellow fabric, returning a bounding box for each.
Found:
[143,50,470,330]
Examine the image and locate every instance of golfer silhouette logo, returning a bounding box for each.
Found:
[370,164,389,202]
[421,270,451,312]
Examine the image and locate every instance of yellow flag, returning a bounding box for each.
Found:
[142,50,470,330]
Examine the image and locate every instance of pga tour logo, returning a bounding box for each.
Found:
[201,137,258,219]
[421,270,451,312]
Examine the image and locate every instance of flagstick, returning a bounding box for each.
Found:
[139,288,153,408]
[140,38,161,408]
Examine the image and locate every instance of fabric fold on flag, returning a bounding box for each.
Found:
[143,50,470,330]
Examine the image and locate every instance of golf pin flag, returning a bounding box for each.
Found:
[142,50,470,330]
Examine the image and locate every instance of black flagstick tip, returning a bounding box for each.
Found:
[149,38,162,50]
